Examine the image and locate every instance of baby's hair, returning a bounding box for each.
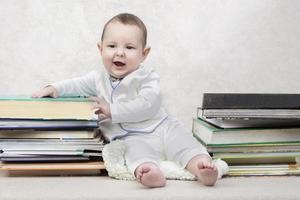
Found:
[101,13,147,47]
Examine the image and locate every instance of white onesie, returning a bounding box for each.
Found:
[52,65,210,174]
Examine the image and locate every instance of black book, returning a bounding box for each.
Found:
[199,93,300,128]
[202,93,300,109]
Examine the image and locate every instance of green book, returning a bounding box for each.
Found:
[213,151,300,165]
[207,142,300,153]
[192,118,300,146]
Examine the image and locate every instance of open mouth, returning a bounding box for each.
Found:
[113,61,125,67]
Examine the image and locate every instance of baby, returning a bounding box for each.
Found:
[32,13,223,187]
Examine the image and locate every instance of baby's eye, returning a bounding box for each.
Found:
[126,46,135,50]
[107,44,115,48]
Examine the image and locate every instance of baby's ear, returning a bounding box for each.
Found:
[97,42,103,54]
[143,46,151,57]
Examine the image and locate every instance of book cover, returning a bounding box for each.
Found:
[0,96,96,120]
[201,93,300,109]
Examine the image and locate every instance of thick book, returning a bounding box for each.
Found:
[0,119,99,130]
[0,129,98,139]
[200,109,300,119]
[228,164,300,176]
[201,93,300,109]
[0,161,105,176]
[0,161,105,170]
[212,151,300,165]
[1,149,102,156]
[0,96,96,120]
[0,138,104,151]
[207,142,300,153]
[192,118,300,146]
[0,155,91,162]
[200,117,300,129]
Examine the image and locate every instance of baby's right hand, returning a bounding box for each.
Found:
[31,86,59,98]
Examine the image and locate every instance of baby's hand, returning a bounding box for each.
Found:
[90,96,111,120]
[31,86,58,98]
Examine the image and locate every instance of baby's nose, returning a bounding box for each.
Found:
[116,48,125,57]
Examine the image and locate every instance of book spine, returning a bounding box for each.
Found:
[192,118,216,145]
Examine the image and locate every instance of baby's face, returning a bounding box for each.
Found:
[99,22,149,79]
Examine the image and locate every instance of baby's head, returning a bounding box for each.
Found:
[98,13,150,79]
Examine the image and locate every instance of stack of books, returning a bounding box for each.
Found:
[193,93,300,176]
[0,96,105,176]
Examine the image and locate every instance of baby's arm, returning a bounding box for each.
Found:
[32,71,98,98]
[110,72,162,123]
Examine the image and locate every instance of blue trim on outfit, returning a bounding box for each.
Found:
[109,78,122,103]
[107,73,167,140]
[119,116,168,133]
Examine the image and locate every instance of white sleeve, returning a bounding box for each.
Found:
[51,71,98,97]
[110,72,162,123]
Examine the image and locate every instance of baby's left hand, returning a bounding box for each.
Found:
[90,96,111,120]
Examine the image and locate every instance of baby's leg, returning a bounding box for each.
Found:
[186,154,218,186]
[135,162,166,188]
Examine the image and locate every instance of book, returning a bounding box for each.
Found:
[201,93,300,109]
[199,117,300,129]
[228,164,300,176]
[192,118,300,146]
[3,169,103,176]
[213,151,300,164]
[0,129,98,139]
[0,140,104,151]
[0,155,91,162]
[0,161,106,176]
[0,137,103,144]
[0,161,105,170]
[0,119,99,130]
[0,97,96,120]
[0,169,106,177]
[200,109,300,118]
[200,93,300,128]
[207,142,300,153]
[1,149,102,156]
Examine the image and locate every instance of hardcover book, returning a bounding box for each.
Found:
[0,96,96,120]
[228,164,300,176]
[0,119,98,130]
[0,129,98,139]
[192,118,300,146]
[199,117,300,129]
[202,93,300,109]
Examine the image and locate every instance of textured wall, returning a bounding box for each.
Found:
[0,0,299,128]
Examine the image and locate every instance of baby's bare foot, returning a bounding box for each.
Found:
[135,163,166,188]
[196,162,218,186]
